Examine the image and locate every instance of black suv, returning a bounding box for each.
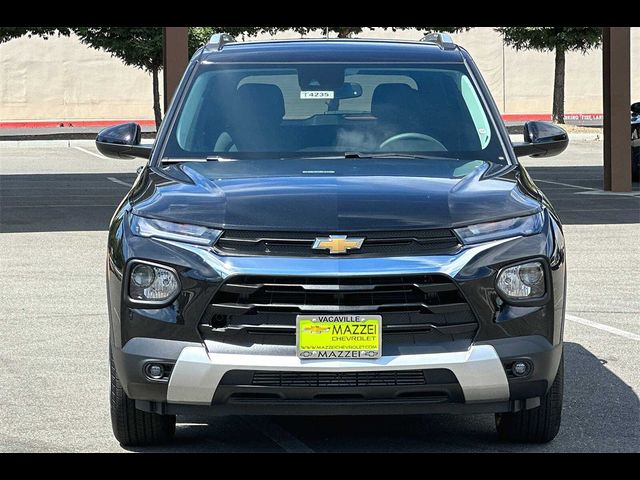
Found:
[97,33,569,446]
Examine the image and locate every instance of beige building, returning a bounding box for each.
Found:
[0,28,638,125]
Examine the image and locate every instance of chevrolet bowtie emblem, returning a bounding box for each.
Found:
[312,235,365,254]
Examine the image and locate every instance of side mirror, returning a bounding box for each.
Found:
[512,121,569,158]
[631,102,640,116]
[96,123,152,159]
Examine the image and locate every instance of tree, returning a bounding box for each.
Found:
[74,27,166,128]
[495,27,602,124]
[73,27,271,128]
[0,27,70,43]
[284,27,469,38]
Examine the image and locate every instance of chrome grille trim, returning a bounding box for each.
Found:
[215,228,461,257]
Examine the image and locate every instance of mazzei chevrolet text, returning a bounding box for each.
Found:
[97,33,569,446]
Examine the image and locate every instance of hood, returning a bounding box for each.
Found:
[131,158,540,231]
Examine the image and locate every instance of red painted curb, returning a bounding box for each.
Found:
[502,114,551,121]
[0,114,604,129]
[0,120,156,129]
[502,113,604,122]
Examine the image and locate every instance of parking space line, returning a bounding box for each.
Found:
[4,204,116,208]
[575,190,640,197]
[566,314,640,341]
[241,417,314,453]
[107,177,132,187]
[533,179,597,190]
[534,178,640,198]
[73,146,108,160]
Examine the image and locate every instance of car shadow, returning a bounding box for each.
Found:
[124,342,639,453]
[0,173,136,233]
[527,166,639,225]
[1,168,638,234]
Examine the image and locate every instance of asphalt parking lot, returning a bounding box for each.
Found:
[0,136,638,452]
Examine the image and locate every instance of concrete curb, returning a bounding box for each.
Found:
[509,133,602,143]
[0,138,156,149]
[2,134,601,149]
[0,127,156,142]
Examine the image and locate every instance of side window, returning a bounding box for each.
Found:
[176,73,210,150]
[460,75,491,149]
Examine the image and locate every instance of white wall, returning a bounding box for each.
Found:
[0,33,161,122]
[0,28,638,123]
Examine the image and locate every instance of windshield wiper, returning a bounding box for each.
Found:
[344,152,454,160]
[205,156,235,162]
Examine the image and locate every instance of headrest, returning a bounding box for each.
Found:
[371,83,418,120]
[236,83,285,120]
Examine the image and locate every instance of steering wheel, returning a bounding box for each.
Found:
[379,132,447,152]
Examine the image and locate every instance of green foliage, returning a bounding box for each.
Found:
[495,27,602,53]
[496,27,603,124]
[188,27,260,54]
[0,27,71,43]
[190,27,470,43]
[288,27,469,38]
[74,27,164,72]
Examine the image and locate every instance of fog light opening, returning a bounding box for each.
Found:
[511,361,532,377]
[145,363,165,380]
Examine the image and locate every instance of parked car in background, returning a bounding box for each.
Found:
[632,102,640,181]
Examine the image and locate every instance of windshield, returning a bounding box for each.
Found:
[161,62,506,162]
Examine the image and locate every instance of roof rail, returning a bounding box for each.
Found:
[420,32,456,51]
[205,33,237,52]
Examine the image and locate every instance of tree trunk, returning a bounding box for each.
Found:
[552,47,566,124]
[151,66,162,129]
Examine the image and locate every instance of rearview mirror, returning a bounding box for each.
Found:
[512,121,569,158]
[631,102,640,116]
[335,82,363,100]
[96,123,152,159]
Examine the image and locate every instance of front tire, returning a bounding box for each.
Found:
[110,351,176,446]
[495,354,563,443]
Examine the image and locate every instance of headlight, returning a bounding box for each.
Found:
[130,214,222,246]
[455,212,544,245]
[128,261,180,303]
[496,261,545,299]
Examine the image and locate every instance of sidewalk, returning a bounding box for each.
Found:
[0,124,602,142]
[0,125,157,141]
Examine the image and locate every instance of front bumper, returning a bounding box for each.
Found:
[114,334,562,416]
[168,344,508,404]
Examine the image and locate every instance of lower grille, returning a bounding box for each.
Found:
[215,229,460,257]
[252,370,436,387]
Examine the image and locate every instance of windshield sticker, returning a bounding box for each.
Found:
[300,91,334,100]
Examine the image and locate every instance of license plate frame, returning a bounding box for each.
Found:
[296,314,382,359]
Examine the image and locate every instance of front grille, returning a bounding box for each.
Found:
[200,274,478,343]
[215,229,460,257]
[251,370,443,387]
[207,274,472,316]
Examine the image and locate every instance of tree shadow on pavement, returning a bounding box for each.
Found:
[1,167,638,233]
[526,166,640,225]
[125,342,639,453]
[0,173,135,233]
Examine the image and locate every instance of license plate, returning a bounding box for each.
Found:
[296,315,381,359]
